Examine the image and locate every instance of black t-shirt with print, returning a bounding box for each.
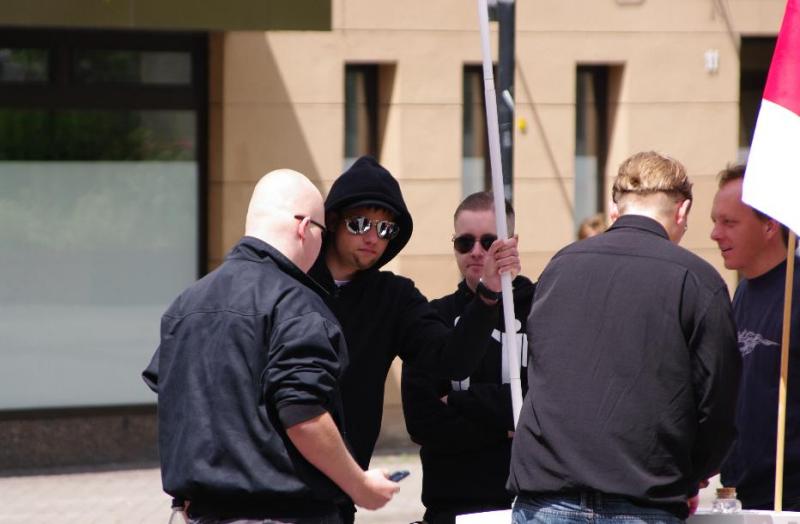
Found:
[721,256,800,509]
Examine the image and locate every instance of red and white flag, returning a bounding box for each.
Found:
[743,0,800,235]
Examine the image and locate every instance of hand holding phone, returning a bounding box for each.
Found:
[388,469,410,482]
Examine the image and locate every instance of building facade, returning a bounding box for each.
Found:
[0,0,785,468]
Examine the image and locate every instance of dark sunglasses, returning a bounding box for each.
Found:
[452,233,497,254]
[294,214,327,233]
[344,215,400,240]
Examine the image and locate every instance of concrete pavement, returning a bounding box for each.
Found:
[0,453,424,524]
[0,453,724,524]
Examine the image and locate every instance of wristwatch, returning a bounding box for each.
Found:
[476,279,501,302]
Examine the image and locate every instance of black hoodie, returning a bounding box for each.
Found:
[309,156,500,473]
[402,276,536,522]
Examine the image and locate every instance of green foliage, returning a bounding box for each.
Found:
[0,110,194,161]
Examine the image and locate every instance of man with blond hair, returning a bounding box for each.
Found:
[509,151,741,523]
[143,169,399,523]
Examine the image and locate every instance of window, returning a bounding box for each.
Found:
[463,65,491,197]
[344,64,378,170]
[0,29,207,410]
[574,65,611,230]
[739,37,776,162]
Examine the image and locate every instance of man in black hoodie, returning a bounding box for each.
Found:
[309,157,520,522]
[143,170,399,523]
[402,191,535,524]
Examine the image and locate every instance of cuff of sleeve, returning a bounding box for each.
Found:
[278,403,327,428]
[447,390,467,409]
[474,292,499,308]
[687,484,700,498]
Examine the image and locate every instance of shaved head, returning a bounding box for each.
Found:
[245,169,325,272]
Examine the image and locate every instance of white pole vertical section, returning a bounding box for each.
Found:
[476,0,523,427]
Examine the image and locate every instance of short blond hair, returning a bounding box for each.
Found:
[612,151,692,206]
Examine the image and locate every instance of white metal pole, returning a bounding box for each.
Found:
[476,0,524,427]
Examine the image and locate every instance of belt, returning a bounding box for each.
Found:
[187,497,337,520]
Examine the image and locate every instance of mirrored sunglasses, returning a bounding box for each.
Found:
[344,215,400,240]
[453,233,497,254]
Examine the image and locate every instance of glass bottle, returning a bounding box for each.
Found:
[711,487,742,513]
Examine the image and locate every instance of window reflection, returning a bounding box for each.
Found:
[0,48,48,83]
[462,65,490,196]
[739,38,776,162]
[344,64,378,169]
[575,65,610,230]
[0,110,195,160]
[0,30,205,410]
[74,50,191,85]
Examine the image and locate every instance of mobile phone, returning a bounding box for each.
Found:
[388,469,410,482]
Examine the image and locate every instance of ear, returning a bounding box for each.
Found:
[609,203,620,223]
[764,218,781,240]
[296,216,310,240]
[676,199,692,228]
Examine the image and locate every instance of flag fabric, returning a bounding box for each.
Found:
[743,0,800,235]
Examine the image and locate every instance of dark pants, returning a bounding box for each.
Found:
[188,513,341,524]
[337,503,356,524]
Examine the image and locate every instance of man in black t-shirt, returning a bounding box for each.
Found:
[711,164,800,510]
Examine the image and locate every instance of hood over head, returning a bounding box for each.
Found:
[324,156,413,269]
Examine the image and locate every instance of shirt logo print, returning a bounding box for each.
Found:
[450,315,527,391]
[738,329,779,357]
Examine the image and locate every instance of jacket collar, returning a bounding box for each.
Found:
[229,236,329,296]
[607,214,669,240]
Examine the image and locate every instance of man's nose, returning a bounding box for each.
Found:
[364,226,380,243]
[710,223,721,242]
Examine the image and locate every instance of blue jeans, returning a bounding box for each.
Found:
[512,493,684,524]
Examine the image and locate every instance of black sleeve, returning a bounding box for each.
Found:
[142,350,159,393]
[142,313,180,393]
[396,281,498,380]
[265,311,347,429]
[447,382,514,432]
[689,286,742,484]
[401,361,509,453]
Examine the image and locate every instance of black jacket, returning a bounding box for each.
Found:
[142,237,349,518]
[310,156,500,470]
[402,276,535,521]
[508,215,742,518]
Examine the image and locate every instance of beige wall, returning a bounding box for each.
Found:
[209,0,785,451]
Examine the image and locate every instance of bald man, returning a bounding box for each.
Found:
[143,169,398,524]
